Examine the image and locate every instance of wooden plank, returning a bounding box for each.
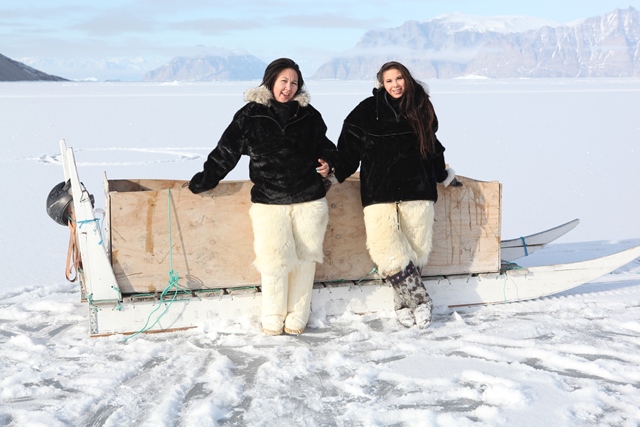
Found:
[317,179,372,282]
[108,176,501,294]
[430,177,502,275]
[110,181,254,293]
[108,179,187,192]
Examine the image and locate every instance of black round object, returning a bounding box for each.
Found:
[46,180,73,226]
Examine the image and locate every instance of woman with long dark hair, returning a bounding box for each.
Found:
[189,58,338,335]
[335,61,461,328]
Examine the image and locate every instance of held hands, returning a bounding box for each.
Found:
[316,159,333,178]
[317,158,337,192]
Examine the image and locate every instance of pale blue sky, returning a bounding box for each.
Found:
[2,0,638,77]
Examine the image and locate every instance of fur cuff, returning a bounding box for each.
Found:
[442,168,456,188]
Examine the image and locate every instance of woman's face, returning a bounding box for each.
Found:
[382,68,405,99]
[272,68,299,103]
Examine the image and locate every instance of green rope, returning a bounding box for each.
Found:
[125,188,183,341]
[315,265,382,287]
[85,293,99,313]
[68,216,103,245]
[501,271,522,304]
[357,266,381,284]
[111,286,122,311]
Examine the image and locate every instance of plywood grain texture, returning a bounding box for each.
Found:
[107,176,501,294]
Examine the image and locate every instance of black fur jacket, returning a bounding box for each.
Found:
[189,86,338,205]
[335,87,454,207]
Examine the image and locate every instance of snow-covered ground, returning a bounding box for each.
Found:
[1,79,639,426]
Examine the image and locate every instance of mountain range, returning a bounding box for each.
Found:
[15,56,152,82]
[143,54,267,82]
[312,7,640,79]
[3,7,639,81]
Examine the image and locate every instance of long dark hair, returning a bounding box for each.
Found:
[376,61,437,158]
[261,58,305,93]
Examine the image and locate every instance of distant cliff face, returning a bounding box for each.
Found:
[0,54,68,82]
[312,7,640,79]
[143,54,267,82]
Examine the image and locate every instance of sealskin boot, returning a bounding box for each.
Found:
[387,262,433,328]
[393,292,415,328]
[413,301,433,329]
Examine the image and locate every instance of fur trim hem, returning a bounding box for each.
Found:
[244,85,310,107]
[442,168,456,188]
[250,200,328,275]
[363,201,434,276]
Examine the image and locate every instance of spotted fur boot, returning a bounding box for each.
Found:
[393,292,415,328]
[387,262,433,328]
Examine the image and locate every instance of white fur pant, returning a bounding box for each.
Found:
[249,198,328,333]
[363,200,435,277]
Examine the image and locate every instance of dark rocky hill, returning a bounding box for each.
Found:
[0,53,68,81]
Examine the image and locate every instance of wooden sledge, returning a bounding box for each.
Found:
[54,140,640,336]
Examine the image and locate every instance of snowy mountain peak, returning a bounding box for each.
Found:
[428,12,559,33]
[313,7,640,80]
[568,6,639,28]
[143,53,267,82]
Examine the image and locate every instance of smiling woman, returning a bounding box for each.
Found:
[188,57,341,336]
[333,60,462,329]
[382,68,405,98]
[270,69,300,103]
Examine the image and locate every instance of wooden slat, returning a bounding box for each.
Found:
[108,176,500,294]
[430,177,502,275]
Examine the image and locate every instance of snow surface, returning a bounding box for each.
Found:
[1,79,640,426]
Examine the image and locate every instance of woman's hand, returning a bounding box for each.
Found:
[316,159,332,178]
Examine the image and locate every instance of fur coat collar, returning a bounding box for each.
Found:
[243,85,310,107]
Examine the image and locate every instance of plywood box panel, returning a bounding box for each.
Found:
[108,176,500,294]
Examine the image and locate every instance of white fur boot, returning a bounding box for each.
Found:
[284,261,316,335]
[261,273,288,335]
